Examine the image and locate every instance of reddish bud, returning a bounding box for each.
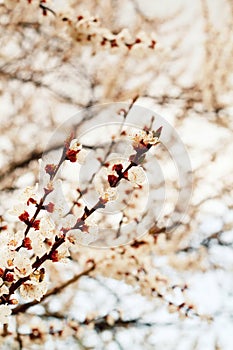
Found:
[45,164,57,176]
[178,302,185,309]
[149,39,156,49]
[112,163,123,175]
[130,240,146,248]
[45,202,55,213]
[66,149,79,162]
[126,43,133,50]
[101,38,107,46]
[110,39,118,48]
[50,250,59,262]
[23,237,32,250]
[27,197,37,206]
[30,328,42,340]
[0,268,4,277]
[61,227,70,234]
[5,273,14,283]
[108,174,118,187]
[82,224,89,233]
[32,220,40,231]
[44,238,52,246]
[19,211,30,223]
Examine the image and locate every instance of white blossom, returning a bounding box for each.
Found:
[8,203,27,217]
[39,217,55,239]
[59,214,77,230]
[14,250,33,278]
[69,139,82,152]
[19,185,38,204]
[130,130,159,146]
[0,246,15,269]
[128,167,146,185]
[28,231,49,258]
[76,148,88,164]
[20,280,48,301]
[100,187,118,202]
[67,226,98,246]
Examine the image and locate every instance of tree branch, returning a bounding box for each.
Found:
[12,262,95,315]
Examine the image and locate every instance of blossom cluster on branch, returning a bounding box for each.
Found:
[3,0,156,54]
[0,122,162,325]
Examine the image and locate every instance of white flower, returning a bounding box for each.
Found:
[45,180,69,225]
[0,305,11,324]
[144,130,160,145]
[0,246,15,269]
[9,230,24,249]
[69,139,82,152]
[14,251,33,278]
[66,228,82,245]
[94,164,120,202]
[28,231,48,258]
[59,214,77,230]
[128,167,146,185]
[8,203,27,217]
[76,148,88,164]
[57,245,70,260]
[130,130,159,146]
[20,280,48,301]
[67,227,98,246]
[100,187,118,202]
[39,217,55,239]
[0,231,10,246]
[19,185,38,204]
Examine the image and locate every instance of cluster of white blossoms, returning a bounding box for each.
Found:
[3,0,156,54]
[62,12,156,53]
[130,129,161,148]
[94,165,119,202]
[0,137,96,323]
[0,227,49,322]
[0,126,161,324]
[93,156,145,202]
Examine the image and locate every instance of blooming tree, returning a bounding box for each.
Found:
[0,0,233,349]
